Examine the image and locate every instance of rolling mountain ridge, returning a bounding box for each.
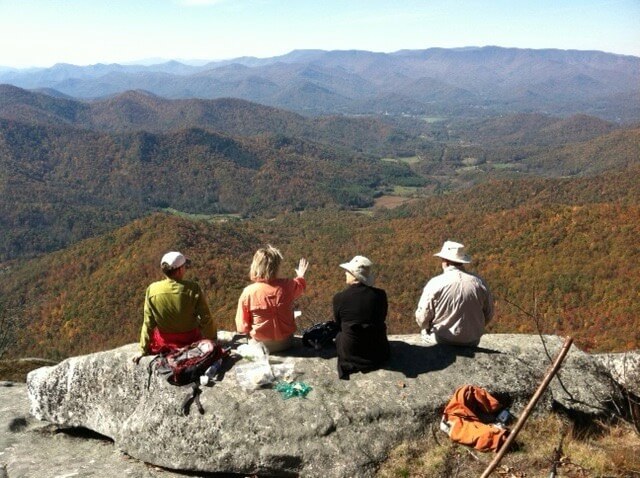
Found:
[2,46,638,120]
[1,84,638,262]
[0,115,424,260]
[0,85,409,155]
[0,84,632,156]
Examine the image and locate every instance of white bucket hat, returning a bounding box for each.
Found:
[434,241,471,264]
[340,255,375,286]
[160,251,187,270]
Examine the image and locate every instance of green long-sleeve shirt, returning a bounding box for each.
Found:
[139,278,217,353]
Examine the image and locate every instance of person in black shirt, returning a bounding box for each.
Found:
[333,256,390,380]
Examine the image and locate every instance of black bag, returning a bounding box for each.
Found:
[302,321,339,349]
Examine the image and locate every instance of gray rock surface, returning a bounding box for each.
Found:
[597,351,640,396]
[24,334,620,477]
[0,383,186,477]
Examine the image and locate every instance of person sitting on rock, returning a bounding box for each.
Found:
[132,251,217,363]
[235,245,308,353]
[415,241,493,347]
[334,256,390,380]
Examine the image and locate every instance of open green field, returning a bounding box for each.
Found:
[391,185,424,196]
[455,165,482,173]
[161,208,243,222]
[380,156,422,164]
[490,163,516,170]
[419,116,445,123]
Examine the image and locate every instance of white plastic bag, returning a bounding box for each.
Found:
[234,361,275,391]
[271,361,297,382]
[236,341,270,360]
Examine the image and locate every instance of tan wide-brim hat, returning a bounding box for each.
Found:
[339,255,375,286]
[434,241,471,264]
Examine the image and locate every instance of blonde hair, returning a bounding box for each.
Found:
[250,245,283,281]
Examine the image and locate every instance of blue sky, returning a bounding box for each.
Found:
[1,0,639,68]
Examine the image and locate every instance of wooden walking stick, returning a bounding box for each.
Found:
[480,336,574,478]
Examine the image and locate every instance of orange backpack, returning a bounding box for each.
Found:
[442,385,509,452]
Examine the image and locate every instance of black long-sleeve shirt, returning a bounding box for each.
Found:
[333,283,390,379]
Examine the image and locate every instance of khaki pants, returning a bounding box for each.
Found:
[421,329,480,347]
[250,335,294,353]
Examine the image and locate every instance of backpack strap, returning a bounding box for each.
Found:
[181,383,204,416]
[146,354,163,390]
[193,386,204,415]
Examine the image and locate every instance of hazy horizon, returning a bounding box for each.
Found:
[1,0,639,69]
[3,44,639,71]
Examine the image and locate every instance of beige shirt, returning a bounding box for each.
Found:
[415,265,493,345]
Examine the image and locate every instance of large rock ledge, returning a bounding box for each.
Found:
[24,334,634,477]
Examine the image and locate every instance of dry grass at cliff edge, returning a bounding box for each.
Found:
[378,414,640,477]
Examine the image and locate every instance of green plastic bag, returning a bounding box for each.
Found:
[274,381,312,399]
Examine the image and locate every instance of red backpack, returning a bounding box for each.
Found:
[147,339,229,415]
[151,339,228,386]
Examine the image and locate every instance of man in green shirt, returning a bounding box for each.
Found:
[132,251,217,363]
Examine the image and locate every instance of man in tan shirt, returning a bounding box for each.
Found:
[415,241,493,346]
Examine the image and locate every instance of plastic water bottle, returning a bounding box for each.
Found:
[199,358,223,386]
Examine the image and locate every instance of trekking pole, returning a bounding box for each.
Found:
[479,336,574,478]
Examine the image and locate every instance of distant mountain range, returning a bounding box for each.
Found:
[2,47,639,121]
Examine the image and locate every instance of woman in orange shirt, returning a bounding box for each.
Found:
[235,245,308,353]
